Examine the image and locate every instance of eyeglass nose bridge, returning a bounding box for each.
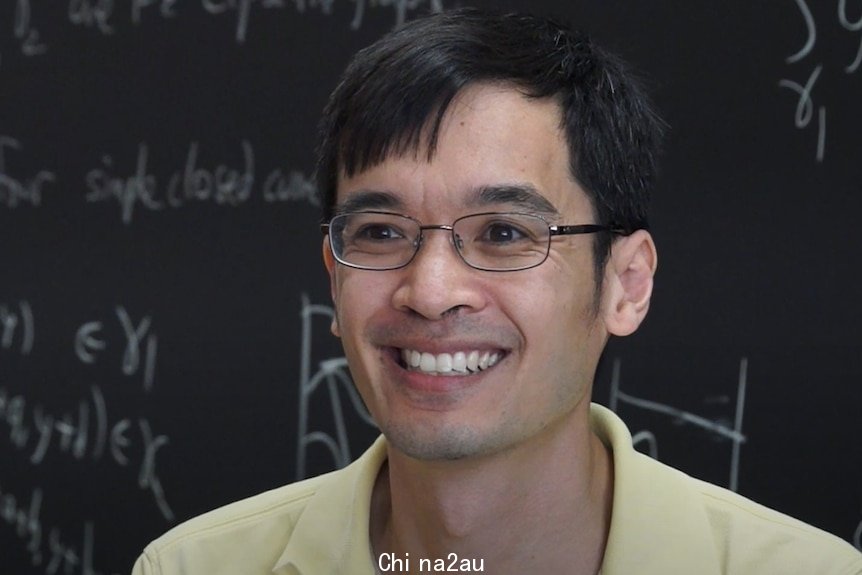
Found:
[415,223,465,251]
[411,223,472,269]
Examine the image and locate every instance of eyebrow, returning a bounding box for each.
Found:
[333,183,561,217]
[468,184,560,217]
[333,190,402,215]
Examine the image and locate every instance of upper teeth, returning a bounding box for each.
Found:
[400,349,501,375]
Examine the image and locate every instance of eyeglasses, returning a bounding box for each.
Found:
[321,211,626,272]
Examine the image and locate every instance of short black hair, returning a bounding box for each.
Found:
[316,8,664,286]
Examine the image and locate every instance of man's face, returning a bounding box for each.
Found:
[324,84,612,461]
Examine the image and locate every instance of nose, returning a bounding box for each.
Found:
[391,227,486,319]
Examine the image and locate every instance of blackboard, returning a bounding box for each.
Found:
[2,1,860,573]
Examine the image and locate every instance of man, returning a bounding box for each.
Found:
[132,8,862,574]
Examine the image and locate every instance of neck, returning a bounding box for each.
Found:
[371,404,614,575]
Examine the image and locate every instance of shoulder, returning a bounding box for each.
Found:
[131,471,338,575]
[132,435,388,575]
[690,472,862,574]
[589,404,861,575]
[158,470,331,545]
[640,452,862,574]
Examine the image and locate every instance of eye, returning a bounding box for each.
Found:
[353,222,405,241]
[482,221,529,243]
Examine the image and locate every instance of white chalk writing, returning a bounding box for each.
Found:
[780,0,861,162]
[14,0,48,56]
[0,481,121,575]
[348,0,444,31]
[0,136,56,208]
[83,141,317,224]
[778,64,826,162]
[1,0,446,62]
[839,0,862,72]
[0,384,173,522]
[0,300,35,356]
[74,307,159,392]
[609,357,749,492]
[68,0,116,35]
[295,294,376,479]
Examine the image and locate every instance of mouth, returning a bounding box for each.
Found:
[395,348,505,376]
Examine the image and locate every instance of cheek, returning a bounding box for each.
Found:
[552,254,598,316]
[332,271,392,345]
[510,267,599,375]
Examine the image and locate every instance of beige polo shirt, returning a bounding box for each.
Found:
[132,404,862,574]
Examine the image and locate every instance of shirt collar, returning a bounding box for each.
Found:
[591,404,722,574]
[272,406,723,574]
[272,435,387,575]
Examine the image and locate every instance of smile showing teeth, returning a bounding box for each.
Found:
[399,348,501,376]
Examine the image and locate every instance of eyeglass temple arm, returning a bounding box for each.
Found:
[549,224,632,236]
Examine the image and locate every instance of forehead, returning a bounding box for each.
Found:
[336,84,593,220]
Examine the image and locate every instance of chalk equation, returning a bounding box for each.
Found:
[83,140,318,223]
[779,0,861,162]
[0,481,120,575]
[1,300,35,356]
[0,135,318,219]
[0,301,173,521]
[346,0,444,33]
[202,0,445,43]
[0,136,57,209]
[0,0,445,65]
[75,306,159,392]
[0,0,49,65]
[1,301,159,391]
[295,294,376,479]
[0,384,173,523]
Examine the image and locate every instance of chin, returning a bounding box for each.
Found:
[382,419,501,461]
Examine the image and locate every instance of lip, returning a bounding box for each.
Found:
[382,345,507,395]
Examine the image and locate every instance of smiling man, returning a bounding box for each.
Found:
[321,82,628,574]
[132,8,862,575]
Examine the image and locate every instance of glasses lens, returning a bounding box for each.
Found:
[330,212,419,270]
[454,213,550,271]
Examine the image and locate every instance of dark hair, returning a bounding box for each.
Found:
[315,8,664,286]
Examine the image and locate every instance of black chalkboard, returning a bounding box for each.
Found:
[2,2,860,573]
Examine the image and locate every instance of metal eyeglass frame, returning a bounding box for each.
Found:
[320,211,629,272]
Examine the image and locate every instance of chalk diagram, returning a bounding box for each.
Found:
[294,294,376,480]
[608,357,749,493]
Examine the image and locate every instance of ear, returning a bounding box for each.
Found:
[322,238,341,338]
[601,230,658,336]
